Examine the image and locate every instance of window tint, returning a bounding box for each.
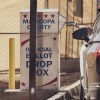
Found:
[93,13,100,34]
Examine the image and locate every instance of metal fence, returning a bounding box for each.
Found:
[0,0,46,72]
[0,1,97,100]
[0,0,97,72]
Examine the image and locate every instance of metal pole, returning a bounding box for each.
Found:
[9,38,15,89]
[29,0,37,100]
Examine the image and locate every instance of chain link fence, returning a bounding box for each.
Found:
[0,0,46,73]
[0,1,97,99]
[0,1,46,99]
[0,0,97,71]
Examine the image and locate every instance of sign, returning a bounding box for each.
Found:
[20,9,59,34]
[59,14,66,31]
[20,9,61,91]
[20,9,66,33]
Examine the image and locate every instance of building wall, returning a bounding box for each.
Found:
[47,0,97,59]
[0,0,97,70]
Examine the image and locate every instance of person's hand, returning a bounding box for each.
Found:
[75,23,79,28]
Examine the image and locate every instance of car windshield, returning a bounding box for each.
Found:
[92,13,100,34]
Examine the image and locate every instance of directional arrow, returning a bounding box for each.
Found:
[59,14,75,31]
[59,14,66,31]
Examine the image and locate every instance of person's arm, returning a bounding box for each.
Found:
[75,23,88,29]
[75,23,93,36]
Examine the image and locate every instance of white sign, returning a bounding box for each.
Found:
[20,9,66,33]
[20,33,60,90]
[20,9,59,34]
[20,9,60,91]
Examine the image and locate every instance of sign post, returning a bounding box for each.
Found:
[29,0,37,100]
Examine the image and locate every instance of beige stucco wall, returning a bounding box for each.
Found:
[0,0,97,70]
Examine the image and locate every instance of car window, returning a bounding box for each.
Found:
[92,13,100,34]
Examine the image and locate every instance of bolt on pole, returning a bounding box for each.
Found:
[29,0,37,100]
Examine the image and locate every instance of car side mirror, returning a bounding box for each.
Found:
[72,28,89,42]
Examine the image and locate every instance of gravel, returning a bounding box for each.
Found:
[0,72,80,99]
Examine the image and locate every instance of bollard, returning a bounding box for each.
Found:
[9,38,15,89]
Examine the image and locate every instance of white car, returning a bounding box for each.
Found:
[72,13,100,100]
